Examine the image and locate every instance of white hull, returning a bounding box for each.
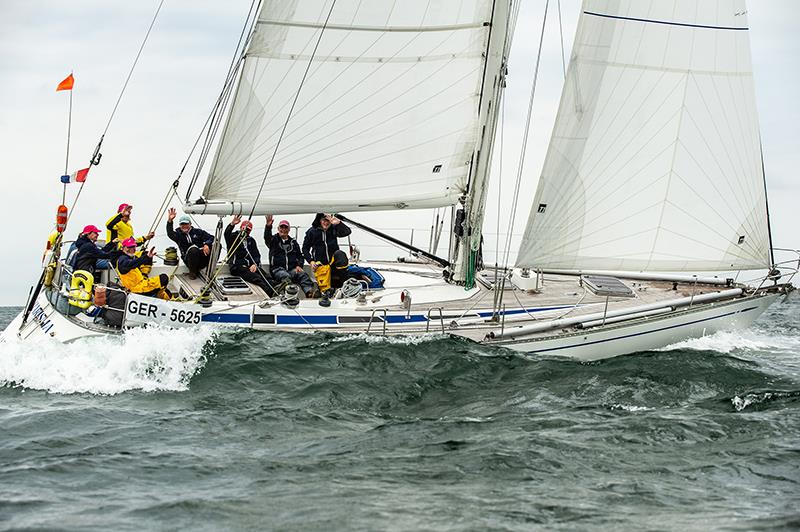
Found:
[3,265,789,362]
[490,292,781,361]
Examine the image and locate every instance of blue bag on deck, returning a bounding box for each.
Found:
[346,265,385,289]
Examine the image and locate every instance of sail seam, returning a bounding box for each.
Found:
[256,20,488,32]
[582,11,748,31]
[646,4,697,269]
[574,58,752,77]
[246,51,484,63]
[218,26,474,182]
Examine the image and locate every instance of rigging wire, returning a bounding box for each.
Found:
[557,0,566,78]
[102,0,165,138]
[215,26,459,187]
[246,0,338,220]
[184,0,261,201]
[495,0,550,313]
[65,0,166,231]
[492,83,507,313]
[186,0,336,326]
[143,0,260,238]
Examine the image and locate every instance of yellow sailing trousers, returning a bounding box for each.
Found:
[314,262,332,292]
[118,268,169,300]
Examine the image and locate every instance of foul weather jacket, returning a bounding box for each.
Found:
[73,234,117,273]
[166,221,215,259]
[264,225,304,271]
[224,225,262,271]
[115,254,166,296]
[106,213,146,246]
[302,222,351,265]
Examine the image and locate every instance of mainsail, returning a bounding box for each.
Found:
[186,0,499,215]
[516,0,772,272]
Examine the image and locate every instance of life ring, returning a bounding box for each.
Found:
[68,270,94,309]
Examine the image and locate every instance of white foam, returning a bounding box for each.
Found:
[732,392,771,412]
[659,327,800,354]
[330,332,447,346]
[0,325,217,395]
[609,404,652,412]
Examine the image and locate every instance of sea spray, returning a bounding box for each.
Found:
[659,325,800,354]
[0,324,217,394]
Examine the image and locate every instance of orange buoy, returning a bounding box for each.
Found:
[56,205,68,233]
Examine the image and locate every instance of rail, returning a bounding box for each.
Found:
[425,307,445,333]
[739,248,800,292]
[365,308,388,335]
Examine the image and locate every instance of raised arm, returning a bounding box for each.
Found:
[107,213,124,242]
[165,208,179,244]
[224,223,236,249]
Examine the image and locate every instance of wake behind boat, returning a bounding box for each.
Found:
[4,0,797,361]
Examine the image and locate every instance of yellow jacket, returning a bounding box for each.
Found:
[116,255,168,300]
[106,213,145,247]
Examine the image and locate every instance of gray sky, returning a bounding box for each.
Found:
[0,1,797,305]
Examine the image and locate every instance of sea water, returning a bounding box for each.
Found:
[0,295,798,530]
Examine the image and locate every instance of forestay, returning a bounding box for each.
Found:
[517,0,772,272]
[189,0,495,215]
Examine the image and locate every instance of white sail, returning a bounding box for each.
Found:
[516,0,772,272]
[187,0,496,215]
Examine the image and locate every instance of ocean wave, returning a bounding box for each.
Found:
[659,327,800,354]
[731,390,800,412]
[0,325,216,395]
[329,332,449,346]
[608,404,653,412]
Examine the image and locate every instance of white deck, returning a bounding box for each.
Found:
[5,257,792,361]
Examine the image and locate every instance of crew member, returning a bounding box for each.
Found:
[302,213,351,294]
[106,203,155,274]
[106,203,155,248]
[165,208,215,279]
[224,215,275,295]
[329,249,370,290]
[264,215,315,297]
[115,238,170,299]
[72,224,117,275]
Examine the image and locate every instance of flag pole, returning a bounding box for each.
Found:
[62,71,73,206]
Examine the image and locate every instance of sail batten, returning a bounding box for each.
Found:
[189,0,497,216]
[516,0,771,273]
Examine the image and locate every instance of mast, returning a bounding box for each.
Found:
[450,0,512,286]
[759,142,776,268]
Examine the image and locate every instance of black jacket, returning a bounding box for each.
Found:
[301,215,351,264]
[224,225,261,271]
[116,253,153,275]
[166,221,215,258]
[73,235,117,273]
[264,225,304,271]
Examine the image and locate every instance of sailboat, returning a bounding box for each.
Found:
[4,0,796,361]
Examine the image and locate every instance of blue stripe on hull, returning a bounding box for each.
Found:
[201,305,578,327]
[202,313,251,324]
[383,315,428,324]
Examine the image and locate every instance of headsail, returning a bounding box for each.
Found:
[516,0,772,272]
[186,0,497,215]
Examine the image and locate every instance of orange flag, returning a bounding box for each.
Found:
[56,74,74,92]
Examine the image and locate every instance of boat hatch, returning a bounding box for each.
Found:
[581,275,634,298]
[215,276,252,295]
